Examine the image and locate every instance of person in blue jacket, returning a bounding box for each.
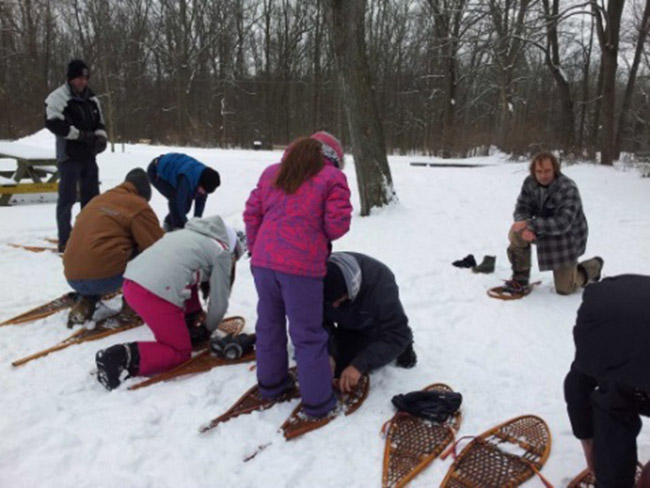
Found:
[147,153,221,231]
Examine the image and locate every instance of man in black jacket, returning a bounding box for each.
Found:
[323,252,416,393]
[564,275,650,487]
[45,59,108,252]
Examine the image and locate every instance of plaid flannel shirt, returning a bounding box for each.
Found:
[514,173,588,271]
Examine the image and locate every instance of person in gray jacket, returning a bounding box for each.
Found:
[323,252,416,393]
[95,215,244,390]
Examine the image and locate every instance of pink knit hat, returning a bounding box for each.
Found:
[311,131,344,168]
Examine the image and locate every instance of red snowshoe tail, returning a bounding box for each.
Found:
[382,383,462,488]
[281,374,370,440]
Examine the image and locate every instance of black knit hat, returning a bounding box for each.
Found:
[324,261,347,303]
[124,168,152,201]
[67,59,90,80]
[199,167,221,193]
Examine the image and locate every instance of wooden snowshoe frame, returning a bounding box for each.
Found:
[199,366,300,434]
[11,313,144,367]
[128,316,247,391]
[1,290,120,326]
[8,243,59,254]
[487,281,541,300]
[280,374,370,441]
[382,383,462,488]
[440,414,551,487]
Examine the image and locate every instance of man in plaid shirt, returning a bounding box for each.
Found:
[506,152,603,294]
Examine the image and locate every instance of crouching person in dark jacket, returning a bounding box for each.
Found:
[323,252,416,393]
[564,274,650,487]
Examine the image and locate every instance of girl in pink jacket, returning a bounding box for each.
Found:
[244,132,352,417]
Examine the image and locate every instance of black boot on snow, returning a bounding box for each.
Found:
[96,343,139,391]
[472,255,496,274]
[452,254,477,268]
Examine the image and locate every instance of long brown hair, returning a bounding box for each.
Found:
[529,152,561,177]
[274,138,324,194]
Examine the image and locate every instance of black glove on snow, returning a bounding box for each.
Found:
[395,343,417,368]
[391,390,462,423]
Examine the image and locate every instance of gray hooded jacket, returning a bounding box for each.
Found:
[123,215,234,331]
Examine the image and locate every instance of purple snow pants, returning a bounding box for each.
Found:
[252,266,336,417]
[123,279,200,376]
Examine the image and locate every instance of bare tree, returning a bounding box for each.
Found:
[539,0,576,155]
[591,0,625,166]
[615,0,650,158]
[325,0,396,216]
[486,0,536,154]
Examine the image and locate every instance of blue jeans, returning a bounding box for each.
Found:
[67,274,122,297]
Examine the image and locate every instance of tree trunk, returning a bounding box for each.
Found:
[326,0,396,216]
[614,0,650,158]
[542,0,575,155]
[592,0,625,166]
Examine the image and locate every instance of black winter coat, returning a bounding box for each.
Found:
[564,275,650,487]
[44,83,106,163]
[323,252,413,374]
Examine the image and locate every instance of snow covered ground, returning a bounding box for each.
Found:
[1,131,649,488]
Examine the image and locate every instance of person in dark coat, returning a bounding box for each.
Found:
[564,274,650,487]
[506,152,603,295]
[323,252,416,393]
[45,59,108,252]
[147,153,220,231]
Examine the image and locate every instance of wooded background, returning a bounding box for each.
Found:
[1,0,649,165]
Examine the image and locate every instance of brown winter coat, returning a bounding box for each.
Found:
[63,182,163,280]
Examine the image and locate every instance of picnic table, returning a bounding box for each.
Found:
[0,142,58,206]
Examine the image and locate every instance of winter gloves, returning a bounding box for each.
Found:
[391,390,462,423]
[210,333,256,360]
[77,130,107,155]
[395,343,417,368]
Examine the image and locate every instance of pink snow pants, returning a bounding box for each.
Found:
[123,279,200,376]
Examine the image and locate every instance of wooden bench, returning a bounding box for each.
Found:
[0,142,58,206]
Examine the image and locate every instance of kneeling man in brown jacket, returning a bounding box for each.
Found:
[63,168,164,327]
